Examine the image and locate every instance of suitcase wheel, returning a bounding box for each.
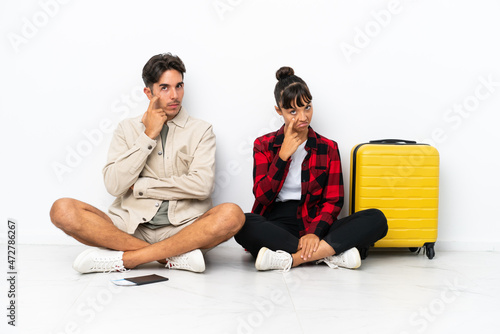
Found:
[424,243,435,260]
[410,244,435,259]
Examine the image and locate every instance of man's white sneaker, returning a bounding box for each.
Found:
[317,247,361,269]
[165,249,205,273]
[255,247,293,272]
[73,248,126,273]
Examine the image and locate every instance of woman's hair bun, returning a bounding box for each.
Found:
[276,66,295,81]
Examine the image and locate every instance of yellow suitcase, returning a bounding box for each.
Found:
[350,139,439,259]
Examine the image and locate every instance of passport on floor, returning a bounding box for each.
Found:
[112,274,169,286]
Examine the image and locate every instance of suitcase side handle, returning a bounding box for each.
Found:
[369,139,417,144]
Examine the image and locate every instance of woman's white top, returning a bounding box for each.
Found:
[277,141,307,202]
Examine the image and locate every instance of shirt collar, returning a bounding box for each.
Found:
[274,125,318,151]
[167,106,189,128]
[138,106,189,128]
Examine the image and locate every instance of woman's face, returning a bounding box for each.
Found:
[275,97,313,133]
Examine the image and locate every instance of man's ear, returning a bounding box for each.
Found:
[144,87,153,100]
[275,106,283,116]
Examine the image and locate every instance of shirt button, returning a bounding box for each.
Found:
[155,203,160,207]
[158,151,163,155]
[142,217,147,221]
[139,192,143,196]
[147,145,152,150]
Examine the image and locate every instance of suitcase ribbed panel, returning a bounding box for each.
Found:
[350,143,439,248]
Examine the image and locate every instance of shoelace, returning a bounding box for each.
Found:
[316,256,339,269]
[165,254,191,270]
[91,257,127,273]
[273,251,292,272]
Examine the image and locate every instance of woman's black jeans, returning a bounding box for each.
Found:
[234,201,388,258]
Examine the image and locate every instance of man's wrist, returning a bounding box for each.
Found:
[144,129,159,139]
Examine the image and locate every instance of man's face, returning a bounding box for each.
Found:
[145,69,185,120]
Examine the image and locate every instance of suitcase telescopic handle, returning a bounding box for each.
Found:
[369,139,417,144]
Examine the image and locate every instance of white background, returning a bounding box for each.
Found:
[1,0,499,250]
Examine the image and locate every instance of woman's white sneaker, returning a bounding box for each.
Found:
[165,249,205,273]
[73,248,126,273]
[317,247,362,269]
[255,247,292,272]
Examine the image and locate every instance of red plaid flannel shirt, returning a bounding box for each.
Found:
[251,126,344,238]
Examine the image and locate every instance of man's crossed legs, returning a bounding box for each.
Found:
[50,198,245,273]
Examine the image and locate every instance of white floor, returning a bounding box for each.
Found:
[2,243,500,334]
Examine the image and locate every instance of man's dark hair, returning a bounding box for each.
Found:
[274,66,312,110]
[142,53,186,89]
